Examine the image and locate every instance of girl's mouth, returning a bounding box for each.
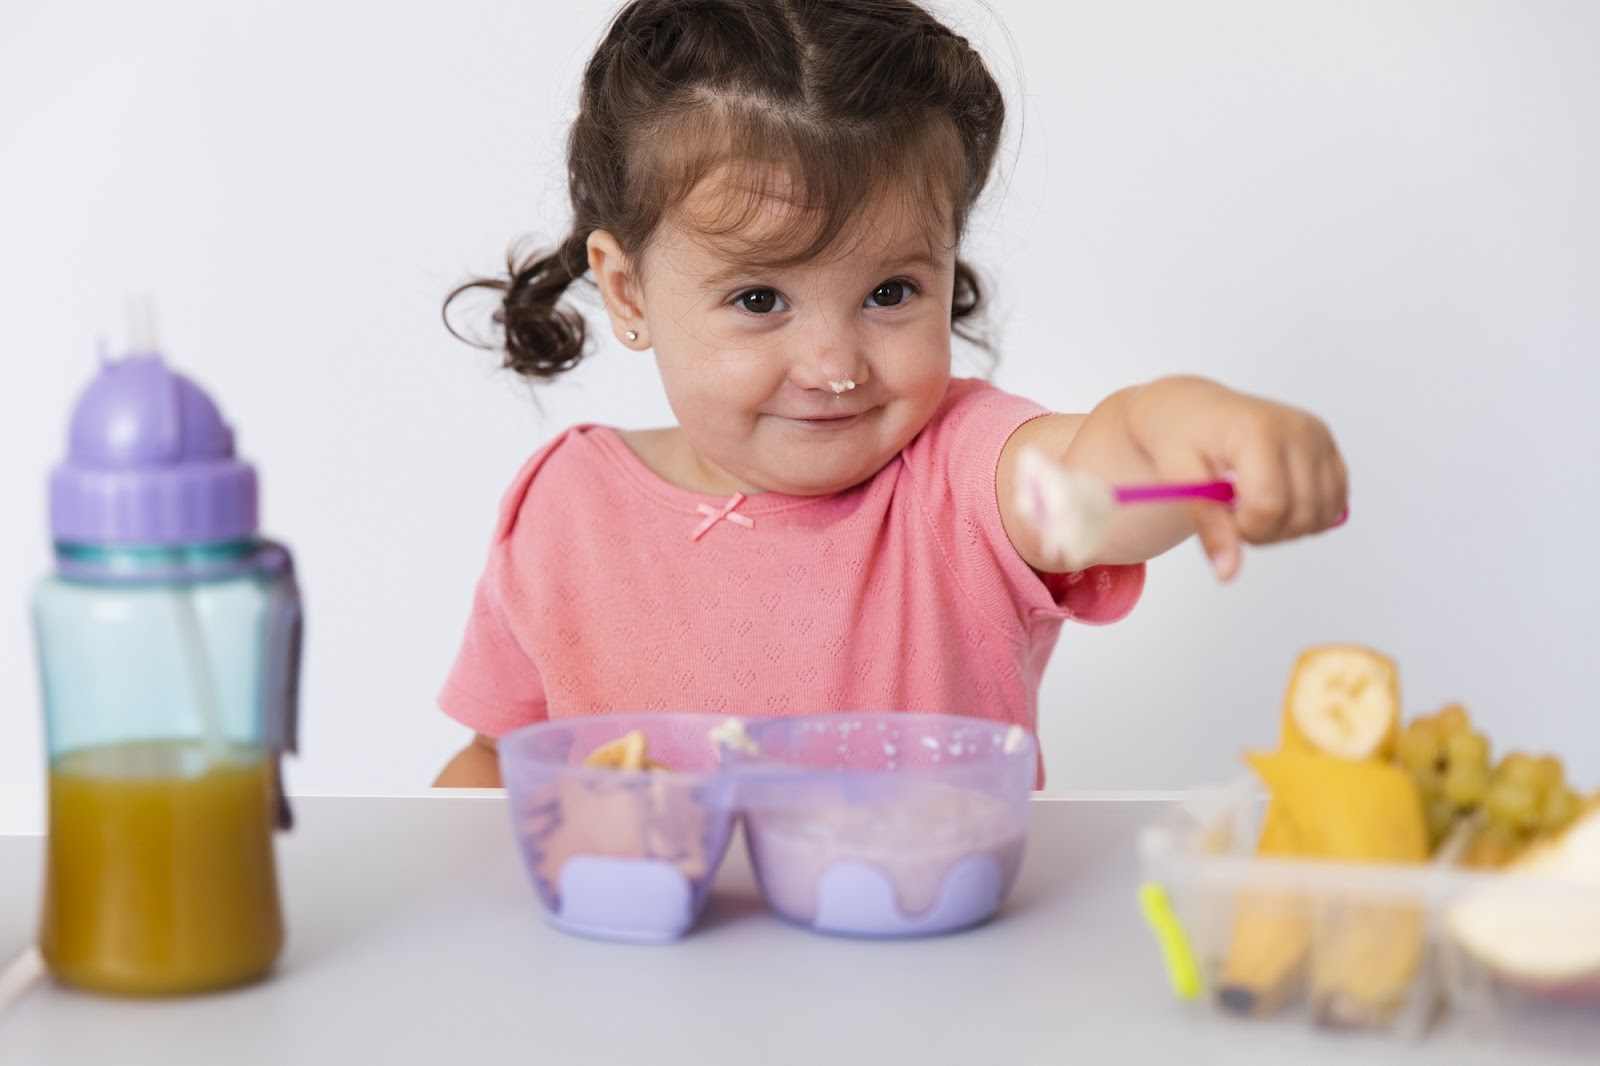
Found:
[786,413,861,429]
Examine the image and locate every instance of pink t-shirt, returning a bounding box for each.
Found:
[440,378,1144,756]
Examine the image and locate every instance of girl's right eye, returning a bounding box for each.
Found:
[733,288,787,314]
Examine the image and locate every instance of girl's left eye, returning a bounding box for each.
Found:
[733,288,787,314]
[866,280,916,308]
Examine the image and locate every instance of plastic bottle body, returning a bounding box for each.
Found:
[33,542,298,995]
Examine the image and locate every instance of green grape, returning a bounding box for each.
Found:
[1442,762,1490,808]
[1542,786,1582,835]
[1425,795,1458,849]
[1497,752,1539,789]
[1396,724,1441,774]
[1469,821,1524,869]
[1434,704,1470,737]
[1406,763,1442,805]
[1444,730,1490,772]
[1485,778,1541,831]
[1531,755,1565,794]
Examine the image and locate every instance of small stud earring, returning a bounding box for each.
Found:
[625,330,639,342]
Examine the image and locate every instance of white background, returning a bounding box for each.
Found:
[2,1,1597,834]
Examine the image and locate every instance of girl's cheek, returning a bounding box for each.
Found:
[659,332,781,392]
[880,315,953,368]
[722,345,791,390]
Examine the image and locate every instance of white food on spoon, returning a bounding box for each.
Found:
[1013,447,1115,569]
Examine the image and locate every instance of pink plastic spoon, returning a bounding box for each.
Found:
[1112,481,1236,505]
[1116,480,1349,521]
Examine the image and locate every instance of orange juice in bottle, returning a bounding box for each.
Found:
[41,740,285,994]
[32,319,302,995]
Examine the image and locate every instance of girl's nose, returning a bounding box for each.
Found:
[789,324,871,395]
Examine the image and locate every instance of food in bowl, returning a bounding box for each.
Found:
[731,713,1035,938]
[498,713,739,944]
[745,780,1026,935]
[580,729,669,771]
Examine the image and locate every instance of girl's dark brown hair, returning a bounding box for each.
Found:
[445,0,1006,380]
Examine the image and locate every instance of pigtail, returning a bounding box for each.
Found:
[444,231,592,381]
[951,257,992,354]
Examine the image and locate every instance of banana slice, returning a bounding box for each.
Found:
[1282,646,1400,761]
[582,729,655,771]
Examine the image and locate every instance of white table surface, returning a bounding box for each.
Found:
[0,792,1591,1065]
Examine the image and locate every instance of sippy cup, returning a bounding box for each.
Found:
[31,306,302,995]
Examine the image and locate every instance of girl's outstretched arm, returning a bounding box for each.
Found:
[997,376,1347,581]
[433,732,502,788]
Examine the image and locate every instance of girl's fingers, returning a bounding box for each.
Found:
[1162,454,1242,581]
[1317,452,1348,531]
[1230,442,1292,545]
[1284,445,1324,539]
[1331,451,1351,528]
[1187,498,1242,581]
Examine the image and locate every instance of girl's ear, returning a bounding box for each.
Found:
[587,230,647,348]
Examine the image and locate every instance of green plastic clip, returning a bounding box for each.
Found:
[1138,881,1202,1001]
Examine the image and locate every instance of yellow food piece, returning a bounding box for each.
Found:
[1280,646,1400,761]
[1215,804,1310,1016]
[581,730,667,771]
[1311,899,1427,1029]
[1243,749,1429,1029]
[1216,897,1310,1015]
[1218,648,1401,1017]
[1245,750,1428,863]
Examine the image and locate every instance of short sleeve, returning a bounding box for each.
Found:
[1040,563,1146,625]
[437,441,565,737]
[437,543,549,737]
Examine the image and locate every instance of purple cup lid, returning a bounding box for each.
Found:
[49,353,258,546]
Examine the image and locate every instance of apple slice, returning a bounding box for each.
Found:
[1448,808,1600,990]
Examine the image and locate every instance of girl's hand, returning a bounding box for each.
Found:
[1127,376,1348,581]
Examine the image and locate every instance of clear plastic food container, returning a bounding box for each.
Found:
[1139,781,1600,1047]
[729,713,1035,938]
[498,712,739,944]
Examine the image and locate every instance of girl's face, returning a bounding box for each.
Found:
[596,175,957,497]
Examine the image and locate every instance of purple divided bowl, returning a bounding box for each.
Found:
[728,713,1036,938]
[498,713,739,944]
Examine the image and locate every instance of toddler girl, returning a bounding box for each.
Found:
[434,0,1346,787]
